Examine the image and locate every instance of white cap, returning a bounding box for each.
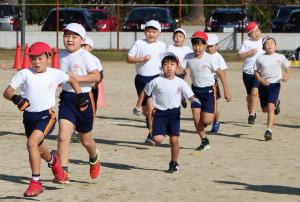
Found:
[207,34,219,45]
[63,23,86,38]
[173,28,186,38]
[160,52,179,63]
[84,36,94,48]
[145,20,161,32]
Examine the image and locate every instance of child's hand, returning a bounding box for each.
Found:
[224,90,231,102]
[248,48,258,57]
[282,75,289,82]
[142,55,151,62]
[260,79,269,86]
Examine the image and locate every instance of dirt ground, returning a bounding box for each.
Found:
[0,61,299,202]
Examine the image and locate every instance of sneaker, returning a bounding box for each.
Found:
[133,106,143,116]
[144,133,155,146]
[264,130,272,141]
[24,180,43,197]
[53,171,70,184]
[90,149,101,179]
[167,161,180,173]
[181,99,187,108]
[248,114,256,124]
[210,122,220,133]
[275,100,280,115]
[48,150,64,181]
[71,131,80,143]
[195,138,210,151]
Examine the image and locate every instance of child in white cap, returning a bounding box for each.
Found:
[206,34,228,133]
[127,20,166,145]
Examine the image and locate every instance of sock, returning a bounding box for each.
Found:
[62,167,68,173]
[202,137,208,142]
[90,154,98,164]
[32,174,40,182]
[267,128,272,132]
[48,154,55,165]
[214,121,219,125]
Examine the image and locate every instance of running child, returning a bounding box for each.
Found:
[254,36,291,140]
[127,20,166,145]
[2,42,85,197]
[206,34,228,133]
[238,22,264,124]
[144,52,201,173]
[180,31,231,151]
[57,23,101,183]
[166,28,193,108]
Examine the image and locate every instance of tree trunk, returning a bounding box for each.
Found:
[187,0,205,25]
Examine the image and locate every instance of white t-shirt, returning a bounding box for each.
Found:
[60,48,98,92]
[144,75,194,111]
[91,54,103,72]
[128,39,166,76]
[181,52,220,87]
[239,39,264,74]
[10,67,69,112]
[208,51,228,79]
[254,53,290,83]
[166,44,193,63]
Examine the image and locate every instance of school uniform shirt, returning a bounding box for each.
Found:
[166,44,193,63]
[181,52,220,87]
[10,67,69,112]
[144,75,194,111]
[254,52,290,83]
[128,39,166,76]
[208,51,228,79]
[239,39,264,74]
[91,54,103,72]
[60,48,98,93]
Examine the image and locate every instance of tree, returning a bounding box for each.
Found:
[187,0,205,24]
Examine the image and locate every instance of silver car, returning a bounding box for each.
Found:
[0,4,20,31]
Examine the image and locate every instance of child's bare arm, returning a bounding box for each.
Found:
[67,75,82,94]
[216,69,231,102]
[127,55,151,64]
[237,48,258,59]
[3,85,30,111]
[282,68,291,82]
[254,70,269,86]
[69,70,100,83]
[3,85,15,100]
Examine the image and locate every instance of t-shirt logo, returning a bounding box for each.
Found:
[72,64,80,69]
[276,60,280,64]
[48,83,54,89]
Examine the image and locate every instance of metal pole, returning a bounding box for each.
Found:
[117,0,120,51]
[241,0,245,42]
[56,0,59,49]
[21,0,26,48]
[179,0,182,27]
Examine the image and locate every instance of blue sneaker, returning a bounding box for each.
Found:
[210,122,220,133]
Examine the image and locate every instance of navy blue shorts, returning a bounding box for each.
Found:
[243,72,259,95]
[23,109,56,137]
[134,74,159,106]
[152,108,180,136]
[258,83,281,108]
[214,79,221,99]
[58,91,96,133]
[192,85,216,113]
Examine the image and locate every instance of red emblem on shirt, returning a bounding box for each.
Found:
[73,64,80,69]
[276,60,280,64]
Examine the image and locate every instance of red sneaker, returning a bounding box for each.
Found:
[24,180,43,197]
[48,150,64,181]
[90,150,101,179]
[53,171,70,184]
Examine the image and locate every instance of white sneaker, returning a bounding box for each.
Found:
[133,107,143,116]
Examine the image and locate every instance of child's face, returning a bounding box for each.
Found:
[263,39,276,54]
[82,44,92,52]
[162,60,177,78]
[63,30,83,52]
[30,53,51,73]
[192,42,207,57]
[173,32,185,47]
[206,44,218,54]
[144,28,160,43]
[248,28,261,41]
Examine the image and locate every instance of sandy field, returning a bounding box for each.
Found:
[0,61,299,202]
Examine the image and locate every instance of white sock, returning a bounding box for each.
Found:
[267,128,272,132]
[48,154,55,165]
[32,175,40,182]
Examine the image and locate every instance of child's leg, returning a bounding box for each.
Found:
[266,103,276,129]
[250,87,259,115]
[153,135,164,145]
[169,136,179,162]
[57,119,74,169]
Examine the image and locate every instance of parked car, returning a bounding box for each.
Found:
[0,4,20,31]
[41,8,95,31]
[283,9,300,32]
[205,8,250,32]
[90,8,116,32]
[123,7,177,32]
[272,5,300,32]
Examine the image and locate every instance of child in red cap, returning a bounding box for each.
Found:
[3,42,86,197]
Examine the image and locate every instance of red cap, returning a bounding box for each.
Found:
[29,42,52,56]
[246,22,258,33]
[190,31,208,42]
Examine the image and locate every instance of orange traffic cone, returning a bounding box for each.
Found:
[22,43,30,69]
[97,81,110,109]
[13,42,22,70]
[52,47,60,69]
